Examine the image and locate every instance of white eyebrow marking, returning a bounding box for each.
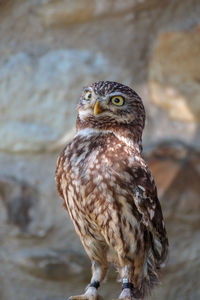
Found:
[108,91,127,97]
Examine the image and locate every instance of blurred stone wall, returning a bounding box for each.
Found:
[0,1,200,300]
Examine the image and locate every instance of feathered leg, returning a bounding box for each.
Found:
[115,263,143,300]
[68,240,108,300]
[68,261,107,300]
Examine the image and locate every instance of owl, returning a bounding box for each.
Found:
[55,81,168,300]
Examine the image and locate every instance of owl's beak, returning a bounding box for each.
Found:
[94,100,103,116]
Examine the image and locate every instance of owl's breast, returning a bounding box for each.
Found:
[61,130,142,217]
[57,131,147,243]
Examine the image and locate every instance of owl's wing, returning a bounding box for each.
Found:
[132,165,168,266]
[55,147,69,212]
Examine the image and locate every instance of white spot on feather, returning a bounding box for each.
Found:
[149,209,155,219]
[138,185,145,191]
[113,133,135,149]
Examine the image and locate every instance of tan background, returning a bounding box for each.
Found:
[0,1,200,299]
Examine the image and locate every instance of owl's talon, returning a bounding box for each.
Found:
[68,297,103,300]
[68,292,103,300]
[115,298,138,300]
[115,297,140,300]
[115,287,140,300]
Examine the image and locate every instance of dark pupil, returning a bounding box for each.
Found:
[87,93,91,99]
[114,98,120,103]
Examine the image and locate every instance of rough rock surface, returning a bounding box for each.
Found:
[0,0,200,300]
[145,142,200,300]
[13,248,90,281]
[1,0,200,148]
[38,0,152,27]
[0,176,38,233]
[0,50,128,152]
[149,26,200,122]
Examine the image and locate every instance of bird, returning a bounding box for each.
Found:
[55,81,168,300]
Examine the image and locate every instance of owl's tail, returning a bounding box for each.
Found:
[138,257,159,298]
[137,234,169,298]
[150,232,169,266]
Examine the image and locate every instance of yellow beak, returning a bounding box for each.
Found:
[94,100,103,116]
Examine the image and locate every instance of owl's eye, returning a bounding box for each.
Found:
[111,96,124,106]
[84,91,92,100]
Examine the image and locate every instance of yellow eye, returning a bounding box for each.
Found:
[85,91,92,100]
[111,96,124,106]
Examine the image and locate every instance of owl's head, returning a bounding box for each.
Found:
[76,81,145,144]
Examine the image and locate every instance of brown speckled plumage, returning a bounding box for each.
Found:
[56,81,168,300]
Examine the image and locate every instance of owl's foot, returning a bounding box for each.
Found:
[115,287,141,300]
[115,298,140,300]
[115,298,141,300]
[68,287,103,300]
